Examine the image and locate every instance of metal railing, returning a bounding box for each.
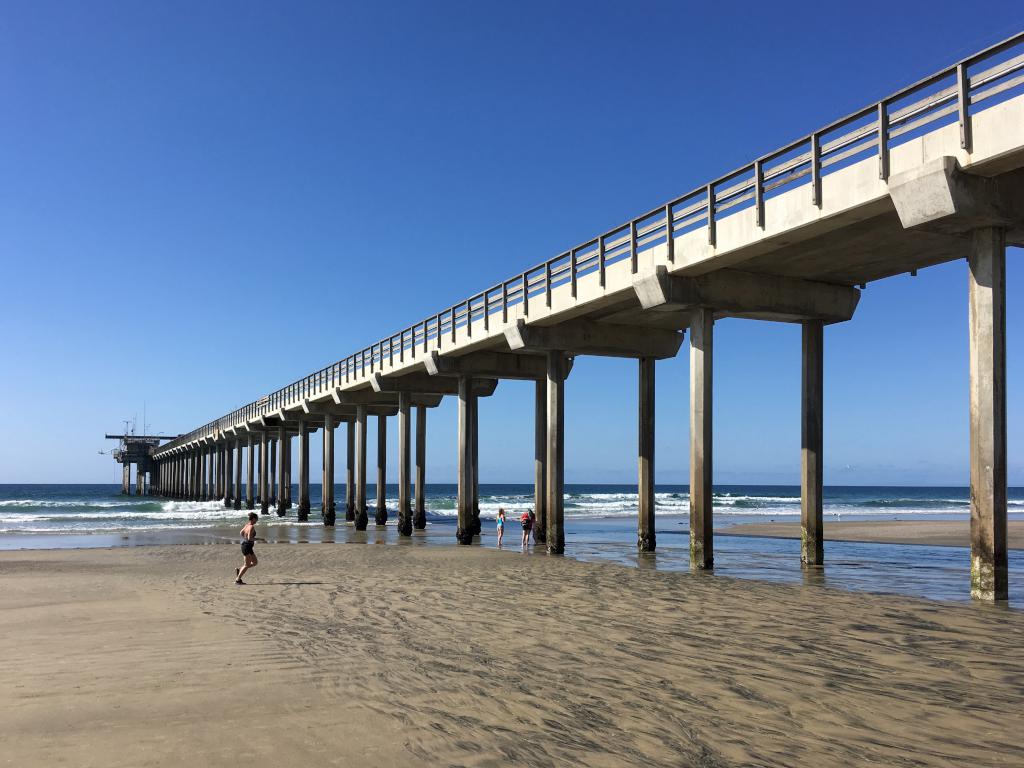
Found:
[155,31,1024,458]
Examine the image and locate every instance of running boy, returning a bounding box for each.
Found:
[235,512,262,585]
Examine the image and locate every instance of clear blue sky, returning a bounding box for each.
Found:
[1,1,1021,485]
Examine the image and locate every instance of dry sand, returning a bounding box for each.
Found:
[2,542,1023,767]
[723,519,1024,549]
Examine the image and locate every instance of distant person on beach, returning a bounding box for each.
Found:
[520,509,533,548]
[235,512,262,585]
[496,508,506,547]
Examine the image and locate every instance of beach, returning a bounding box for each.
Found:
[2,542,1023,767]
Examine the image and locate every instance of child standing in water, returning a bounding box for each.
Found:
[520,509,533,548]
[235,512,261,585]
[495,508,506,547]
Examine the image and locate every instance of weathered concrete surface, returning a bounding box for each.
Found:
[322,415,335,526]
[546,351,566,555]
[375,415,387,526]
[968,226,1008,601]
[506,318,682,359]
[398,392,412,536]
[533,378,547,545]
[297,420,310,521]
[414,405,426,530]
[276,428,287,517]
[345,421,355,523]
[801,321,824,567]
[689,309,713,570]
[456,376,474,545]
[354,406,368,531]
[246,435,255,510]
[637,357,655,553]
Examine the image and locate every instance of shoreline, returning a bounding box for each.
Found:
[720,518,1024,549]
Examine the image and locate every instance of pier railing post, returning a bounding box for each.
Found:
[375,415,388,526]
[355,406,369,529]
[414,405,427,530]
[546,351,565,554]
[638,357,656,552]
[297,419,310,521]
[969,226,1007,601]
[801,321,824,566]
[322,415,336,526]
[689,308,713,569]
[398,392,412,536]
[456,375,475,544]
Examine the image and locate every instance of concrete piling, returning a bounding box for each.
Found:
[297,419,310,521]
[259,432,269,514]
[546,351,566,554]
[375,415,388,526]
[345,420,355,522]
[355,406,368,530]
[276,427,287,517]
[322,415,335,526]
[233,439,242,511]
[456,375,474,545]
[398,392,412,536]
[689,308,713,570]
[225,442,235,509]
[269,438,277,506]
[801,321,824,566]
[969,226,1008,601]
[638,357,656,552]
[414,404,426,530]
[534,379,547,544]
[246,435,255,511]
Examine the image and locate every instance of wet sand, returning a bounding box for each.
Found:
[2,543,1023,767]
[725,519,1024,549]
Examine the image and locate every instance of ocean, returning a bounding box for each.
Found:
[2,483,1022,604]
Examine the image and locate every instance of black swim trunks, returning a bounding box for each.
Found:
[241,540,255,556]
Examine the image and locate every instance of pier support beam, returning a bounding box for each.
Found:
[276,428,287,517]
[122,463,130,495]
[269,437,277,506]
[546,351,566,554]
[534,379,547,544]
[456,376,475,545]
[246,435,255,510]
[638,357,656,552]
[689,308,714,570]
[398,392,412,536]
[225,443,235,509]
[969,226,1008,601]
[283,435,292,509]
[322,415,335,526]
[801,321,824,567]
[297,419,310,521]
[346,420,355,522]
[233,439,242,511]
[259,433,269,513]
[470,388,480,536]
[355,406,369,530]
[414,404,427,530]
[376,415,388,526]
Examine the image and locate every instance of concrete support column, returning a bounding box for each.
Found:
[345,420,355,522]
[122,463,130,495]
[233,440,242,511]
[470,389,480,536]
[297,419,310,521]
[375,415,388,526]
[246,435,255,511]
[801,321,824,567]
[398,392,412,536]
[207,447,214,501]
[414,405,427,530]
[225,443,235,508]
[276,428,287,517]
[638,357,656,552]
[456,375,475,545]
[322,415,336,526]
[533,379,547,544]
[689,308,714,570]
[258,433,269,513]
[355,406,368,530]
[269,438,277,506]
[969,226,1007,601]
[546,352,567,554]
[137,462,145,496]
[283,435,292,508]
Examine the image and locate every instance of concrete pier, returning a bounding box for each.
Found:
[689,308,713,570]
[345,420,355,522]
[637,357,656,552]
[276,427,287,517]
[470,387,480,536]
[224,442,235,509]
[297,419,310,521]
[969,226,1008,601]
[534,379,546,544]
[375,415,387,526]
[398,392,412,536]
[546,351,566,554]
[801,321,824,566]
[355,406,368,530]
[414,404,426,530]
[283,435,292,509]
[456,376,474,545]
[269,437,277,506]
[322,415,336,525]
[233,439,242,511]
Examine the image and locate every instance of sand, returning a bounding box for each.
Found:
[723,519,1024,549]
[2,542,1023,767]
